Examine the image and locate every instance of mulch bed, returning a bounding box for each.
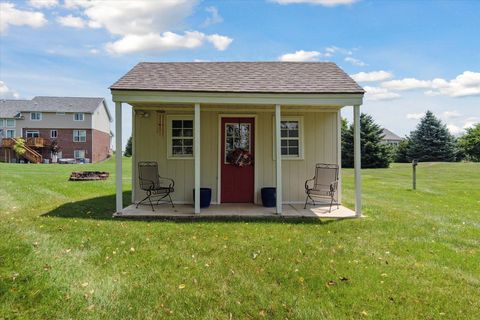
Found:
[69,171,109,181]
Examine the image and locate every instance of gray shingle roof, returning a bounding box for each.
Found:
[31,96,105,113]
[110,62,365,94]
[0,100,33,118]
[382,128,403,141]
[0,96,110,119]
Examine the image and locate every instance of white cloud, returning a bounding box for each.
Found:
[381,71,480,97]
[29,0,58,8]
[463,117,479,129]
[406,113,425,120]
[351,70,393,82]
[364,86,401,101]
[443,111,461,119]
[447,124,464,136]
[279,50,321,62]
[89,48,99,54]
[345,56,366,67]
[206,34,233,51]
[0,81,20,99]
[271,0,358,6]
[0,2,47,34]
[57,14,86,28]
[425,71,480,97]
[381,78,432,91]
[61,0,232,55]
[325,46,353,55]
[106,31,232,55]
[202,6,223,27]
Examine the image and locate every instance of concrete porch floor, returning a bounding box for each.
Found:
[114,203,357,219]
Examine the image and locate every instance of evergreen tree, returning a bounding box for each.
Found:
[342,113,391,168]
[124,136,133,157]
[458,123,480,161]
[394,138,411,163]
[407,111,457,162]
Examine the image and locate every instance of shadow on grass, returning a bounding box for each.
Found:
[43,192,337,225]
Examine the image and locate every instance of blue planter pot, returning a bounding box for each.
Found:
[193,188,212,208]
[261,187,276,207]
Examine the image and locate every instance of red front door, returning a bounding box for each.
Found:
[221,117,255,203]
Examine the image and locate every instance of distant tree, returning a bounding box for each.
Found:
[124,136,132,157]
[407,111,457,162]
[342,113,391,168]
[458,123,480,161]
[394,138,411,163]
[13,138,26,158]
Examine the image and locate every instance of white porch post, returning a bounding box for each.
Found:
[115,102,123,213]
[131,108,136,203]
[337,110,342,204]
[353,104,362,217]
[275,104,282,214]
[194,103,201,214]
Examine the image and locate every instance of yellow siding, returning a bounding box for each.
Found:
[133,106,339,204]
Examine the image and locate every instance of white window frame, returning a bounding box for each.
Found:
[50,129,58,138]
[73,113,85,121]
[6,119,15,127]
[30,112,42,121]
[74,150,85,159]
[272,116,304,160]
[26,130,40,138]
[73,130,87,142]
[0,119,4,127]
[166,115,194,159]
[6,129,15,138]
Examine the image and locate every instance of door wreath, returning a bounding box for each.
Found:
[227,148,253,167]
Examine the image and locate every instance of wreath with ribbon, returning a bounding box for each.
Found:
[227,148,253,167]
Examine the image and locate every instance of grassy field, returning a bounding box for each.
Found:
[0,157,479,319]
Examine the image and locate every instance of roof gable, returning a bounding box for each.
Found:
[110,62,364,94]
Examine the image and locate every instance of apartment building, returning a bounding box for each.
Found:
[0,96,112,163]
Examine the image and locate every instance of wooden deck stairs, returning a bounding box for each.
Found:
[1,138,43,163]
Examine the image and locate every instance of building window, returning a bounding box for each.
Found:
[0,119,4,127]
[167,116,194,158]
[273,116,304,159]
[73,130,87,142]
[74,113,84,121]
[6,119,15,127]
[26,130,39,138]
[51,130,58,138]
[31,112,42,121]
[74,150,85,159]
[6,129,15,138]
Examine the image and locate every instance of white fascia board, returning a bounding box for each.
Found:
[111,90,363,107]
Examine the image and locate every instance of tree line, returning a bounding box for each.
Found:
[342,110,480,168]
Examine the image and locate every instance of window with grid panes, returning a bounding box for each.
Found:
[171,119,194,157]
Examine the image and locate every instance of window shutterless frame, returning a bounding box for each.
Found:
[74,113,85,121]
[30,112,42,121]
[6,119,15,127]
[50,129,58,138]
[166,115,194,159]
[6,129,15,138]
[272,115,304,160]
[73,130,87,142]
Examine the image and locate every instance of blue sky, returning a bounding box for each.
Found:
[1,0,479,148]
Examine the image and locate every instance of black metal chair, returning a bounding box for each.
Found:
[136,161,175,211]
[304,163,339,212]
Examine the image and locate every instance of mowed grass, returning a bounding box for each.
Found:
[0,158,479,319]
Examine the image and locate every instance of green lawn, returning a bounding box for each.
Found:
[1,158,479,319]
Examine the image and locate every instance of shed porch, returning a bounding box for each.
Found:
[115,203,356,219]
